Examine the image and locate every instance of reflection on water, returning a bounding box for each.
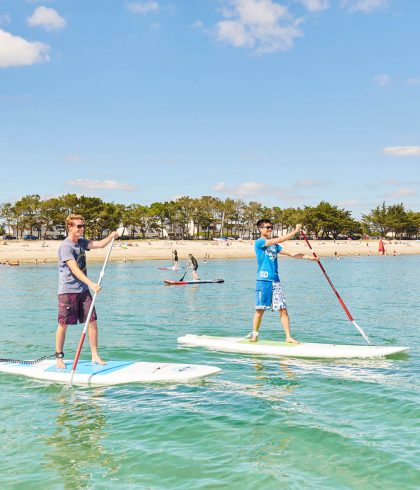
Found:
[45,389,119,490]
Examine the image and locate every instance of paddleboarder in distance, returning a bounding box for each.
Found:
[172,249,179,269]
[55,214,118,369]
[248,219,318,344]
[188,253,200,281]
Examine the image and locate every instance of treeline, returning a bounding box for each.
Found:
[0,194,419,240]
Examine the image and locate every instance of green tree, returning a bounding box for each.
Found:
[303,201,355,239]
[173,197,195,239]
[362,202,389,237]
[0,202,16,237]
[13,194,42,238]
[40,197,67,238]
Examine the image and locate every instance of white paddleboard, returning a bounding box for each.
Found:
[0,359,221,386]
[177,335,409,359]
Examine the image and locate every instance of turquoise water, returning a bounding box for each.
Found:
[0,256,419,489]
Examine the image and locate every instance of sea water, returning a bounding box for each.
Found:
[0,256,419,489]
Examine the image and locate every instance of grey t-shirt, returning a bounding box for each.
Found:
[58,238,90,294]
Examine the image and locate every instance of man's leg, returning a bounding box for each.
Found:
[250,309,265,342]
[88,320,106,365]
[192,269,199,280]
[279,309,298,344]
[55,323,67,369]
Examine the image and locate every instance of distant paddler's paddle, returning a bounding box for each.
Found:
[68,227,124,387]
[178,264,189,282]
[300,230,371,345]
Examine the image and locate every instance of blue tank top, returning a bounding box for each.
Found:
[254,238,282,282]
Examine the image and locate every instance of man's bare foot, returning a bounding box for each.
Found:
[92,356,107,365]
[286,337,299,344]
[56,358,66,369]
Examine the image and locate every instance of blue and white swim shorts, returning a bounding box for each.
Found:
[255,280,287,311]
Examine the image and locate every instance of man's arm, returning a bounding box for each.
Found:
[279,249,319,261]
[263,224,302,247]
[89,231,119,250]
[66,259,101,292]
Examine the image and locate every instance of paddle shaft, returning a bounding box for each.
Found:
[179,264,189,281]
[69,236,116,386]
[300,230,371,344]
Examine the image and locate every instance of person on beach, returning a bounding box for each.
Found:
[247,219,318,343]
[172,249,179,269]
[188,253,199,280]
[55,214,118,369]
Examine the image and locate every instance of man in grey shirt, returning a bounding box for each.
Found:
[56,214,118,369]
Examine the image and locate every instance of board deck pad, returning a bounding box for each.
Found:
[177,335,409,359]
[0,359,221,386]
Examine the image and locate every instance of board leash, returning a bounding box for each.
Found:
[0,354,56,365]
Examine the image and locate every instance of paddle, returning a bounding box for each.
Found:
[300,230,371,345]
[68,228,123,386]
[178,264,189,282]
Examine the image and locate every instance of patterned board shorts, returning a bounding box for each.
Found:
[58,290,97,325]
[255,281,287,311]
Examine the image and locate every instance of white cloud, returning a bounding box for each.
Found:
[341,0,388,13]
[234,182,266,197]
[64,154,82,162]
[294,179,329,188]
[215,0,303,54]
[126,1,159,14]
[67,179,137,191]
[382,178,400,186]
[406,78,420,85]
[297,0,329,12]
[213,182,226,192]
[383,146,420,156]
[385,188,416,198]
[338,199,363,208]
[373,74,390,86]
[0,29,50,68]
[27,7,66,31]
[213,180,307,202]
[191,20,204,29]
[0,14,12,26]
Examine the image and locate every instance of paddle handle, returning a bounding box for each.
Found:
[300,230,371,345]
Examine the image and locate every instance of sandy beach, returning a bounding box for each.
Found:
[1,238,419,265]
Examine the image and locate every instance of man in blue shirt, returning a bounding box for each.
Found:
[249,219,318,343]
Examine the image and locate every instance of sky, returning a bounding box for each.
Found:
[0,0,419,217]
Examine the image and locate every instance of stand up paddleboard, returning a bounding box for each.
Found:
[158,267,179,270]
[177,335,409,359]
[164,279,224,285]
[0,359,221,387]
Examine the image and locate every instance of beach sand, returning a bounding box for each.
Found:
[0,238,419,265]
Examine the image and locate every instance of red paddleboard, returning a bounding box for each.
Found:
[164,279,224,285]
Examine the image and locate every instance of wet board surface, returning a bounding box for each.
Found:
[0,359,221,386]
[177,335,409,359]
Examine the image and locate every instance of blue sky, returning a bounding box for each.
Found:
[0,0,419,217]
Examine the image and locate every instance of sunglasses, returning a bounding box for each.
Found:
[261,226,273,230]
[75,224,86,229]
